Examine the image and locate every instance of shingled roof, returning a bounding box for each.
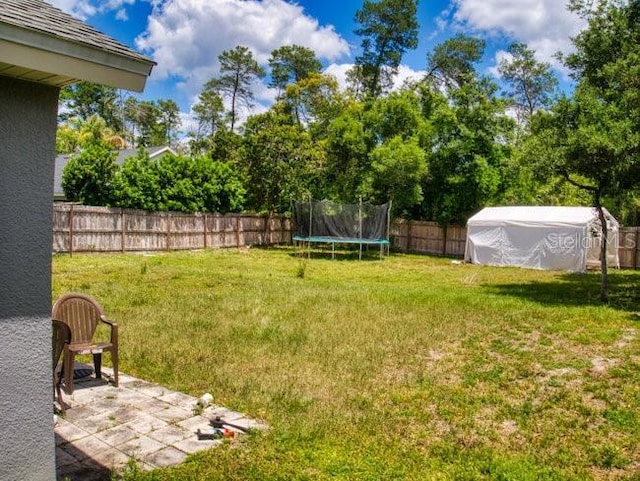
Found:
[0,0,155,91]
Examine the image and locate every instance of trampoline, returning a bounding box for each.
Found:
[292,199,391,259]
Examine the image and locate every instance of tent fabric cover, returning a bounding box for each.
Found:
[464,206,619,272]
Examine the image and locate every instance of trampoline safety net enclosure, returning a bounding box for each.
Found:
[292,199,391,259]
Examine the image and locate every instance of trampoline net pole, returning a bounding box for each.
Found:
[359,197,363,260]
[387,200,392,256]
[307,197,312,259]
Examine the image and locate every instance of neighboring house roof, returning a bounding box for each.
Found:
[0,0,155,91]
[113,146,175,164]
[54,146,177,200]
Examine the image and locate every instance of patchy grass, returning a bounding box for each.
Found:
[52,248,640,480]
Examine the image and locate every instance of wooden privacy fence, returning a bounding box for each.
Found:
[391,220,467,257]
[52,204,640,269]
[618,226,640,270]
[52,204,292,254]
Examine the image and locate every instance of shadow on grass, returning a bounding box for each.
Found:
[286,246,388,262]
[484,269,640,315]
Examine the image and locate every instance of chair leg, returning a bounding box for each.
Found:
[55,380,70,412]
[112,349,119,387]
[93,353,102,380]
[63,351,74,395]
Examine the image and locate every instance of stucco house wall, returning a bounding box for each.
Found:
[0,75,60,479]
[0,1,153,478]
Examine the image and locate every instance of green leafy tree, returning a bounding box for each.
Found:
[77,115,126,149]
[543,0,640,301]
[345,64,367,99]
[268,45,323,98]
[112,149,162,211]
[214,46,266,131]
[156,99,182,148]
[426,34,485,88]
[56,123,81,154]
[498,42,558,127]
[361,135,427,216]
[497,111,591,207]
[281,73,344,129]
[122,98,179,148]
[59,82,122,132]
[153,154,201,212]
[423,36,518,223]
[124,99,160,147]
[123,96,142,145]
[62,141,118,206]
[193,156,246,213]
[422,79,514,225]
[190,88,226,153]
[241,110,323,213]
[546,85,638,300]
[351,0,419,99]
[113,151,245,213]
[56,115,126,153]
[323,102,372,201]
[209,127,244,166]
[364,88,431,145]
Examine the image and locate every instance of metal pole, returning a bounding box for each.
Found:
[308,197,312,259]
[386,200,392,256]
[359,197,363,260]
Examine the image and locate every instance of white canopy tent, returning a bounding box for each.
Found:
[464,206,620,272]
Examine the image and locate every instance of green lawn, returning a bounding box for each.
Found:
[52,248,640,480]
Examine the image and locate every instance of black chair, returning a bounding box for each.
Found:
[52,318,71,411]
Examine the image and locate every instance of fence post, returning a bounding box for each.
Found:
[68,203,74,257]
[121,209,125,253]
[219,213,225,247]
[442,225,448,256]
[632,227,640,270]
[407,221,413,252]
[236,215,241,247]
[203,213,207,249]
[166,213,171,251]
[265,214,271,246]
[280,215,285,245]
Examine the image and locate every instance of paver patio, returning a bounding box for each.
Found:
[55,367,266,480]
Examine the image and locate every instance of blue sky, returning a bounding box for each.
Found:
[49,0,585,128]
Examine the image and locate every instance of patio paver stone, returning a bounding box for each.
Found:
[55,368,267,480]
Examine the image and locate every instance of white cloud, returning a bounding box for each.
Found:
[451,0,586,69]
[324,63,353,92]
[47,0,96,19]
[134,0,351,122]
[47,0,134,20]
[115,8,128,21]
[179,109,199,137]
[324,63,427,93]
[487,49,512,78]
[395,65,427,88]
[136,0,350,84]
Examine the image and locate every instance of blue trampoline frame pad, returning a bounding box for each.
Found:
[293,235,390,259]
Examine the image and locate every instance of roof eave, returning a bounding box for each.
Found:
[0,23,154,91]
